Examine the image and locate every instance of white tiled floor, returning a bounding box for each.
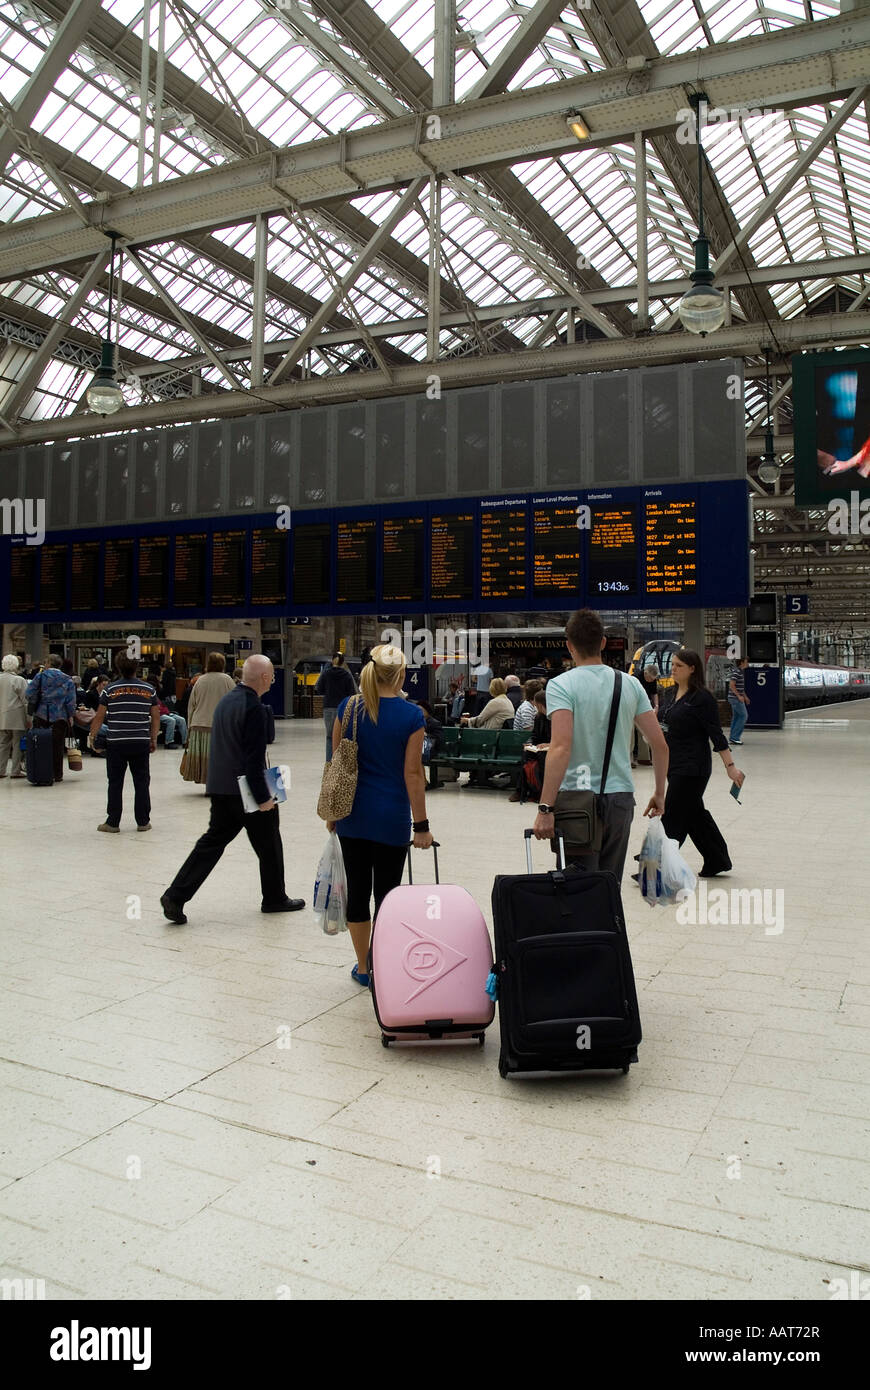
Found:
[1,702,868,1300]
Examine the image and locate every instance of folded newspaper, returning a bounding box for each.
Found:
[237,765,287,812]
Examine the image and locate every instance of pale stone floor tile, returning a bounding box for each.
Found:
[2,711,869,1299]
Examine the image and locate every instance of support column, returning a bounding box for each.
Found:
[24,624,44,668]
[151,0,167,186]
[433,0,456,108]
[427,176,441,361]
[682,609,706,655]
[251,214,268,387]
[634,131,648,330]
[136,0,151,187]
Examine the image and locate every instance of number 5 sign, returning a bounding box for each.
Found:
[785,593,809,614]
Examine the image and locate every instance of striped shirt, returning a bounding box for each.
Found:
[99,679,158,745]
[729,665,746,696]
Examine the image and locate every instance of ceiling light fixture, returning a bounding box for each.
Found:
[86,231,124,416]
[566,112,590,141]
[678,93,726,336]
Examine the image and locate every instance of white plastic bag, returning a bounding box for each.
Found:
[313,831,348,935]
[636,818,696,907]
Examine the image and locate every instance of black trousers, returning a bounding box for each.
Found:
[662,772,730,870]
[106,744,151,826]
[167,794,286,908]
[34,716,68,781]
[338,835,408,922]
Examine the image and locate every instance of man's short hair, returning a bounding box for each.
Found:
[115,656,139,679]
[565,609,604,657]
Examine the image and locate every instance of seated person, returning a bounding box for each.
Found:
[461,678,515,786]
[416,699,443,766]
[509,691,552,803]
[513,678,543,731]
[158,701,188,748]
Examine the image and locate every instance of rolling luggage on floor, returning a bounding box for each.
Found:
[370,841,495,1047]
[25,727,54,786]
[491,830,641,1078]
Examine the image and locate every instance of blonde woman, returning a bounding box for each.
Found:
[180,652,234,785]
[460,677,515,731]
[327,644,433,988]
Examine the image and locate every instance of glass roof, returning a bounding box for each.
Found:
[0,0,864,424]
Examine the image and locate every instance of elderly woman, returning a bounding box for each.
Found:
[180,652,234,785]
[0,654,28,778]
[461,677,514,731]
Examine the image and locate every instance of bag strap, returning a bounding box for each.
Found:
[599,669,623,796]
[339,694,362,744]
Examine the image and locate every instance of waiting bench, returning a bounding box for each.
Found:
[428,727,532,789]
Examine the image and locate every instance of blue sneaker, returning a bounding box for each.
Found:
[351,964,371,989]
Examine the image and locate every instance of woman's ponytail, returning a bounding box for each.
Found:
[359,643,405,723]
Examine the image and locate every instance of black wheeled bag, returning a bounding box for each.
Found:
[491,830,641,1077]
[25,727,54,786]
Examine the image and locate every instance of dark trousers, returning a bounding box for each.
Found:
[167,794,286,908]
[338,835,408,922]
[106,744,151,826]
[34,716,69,780]
[662,773,730,870]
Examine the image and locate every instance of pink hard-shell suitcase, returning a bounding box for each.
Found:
[370,842,495,1047]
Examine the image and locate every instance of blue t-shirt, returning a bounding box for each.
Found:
[335,694,425,846]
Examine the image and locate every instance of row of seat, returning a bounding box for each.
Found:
[429,726,530,788]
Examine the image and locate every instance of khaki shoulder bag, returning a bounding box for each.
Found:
[316,695,363,822]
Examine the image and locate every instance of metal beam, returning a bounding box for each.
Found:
[433,0,456,109]
[123,248,245,392]
[275,3,406,118]
[468,0,568,101]
[1,251,109,423]
[269,178,427,385]
[713,87,867,277]
[250,213,268,388]
[4,11,868,279]
[0,0,103,176]
[3,309,867,448]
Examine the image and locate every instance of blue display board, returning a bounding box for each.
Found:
[0,479,749,621]
[745,665,784,729]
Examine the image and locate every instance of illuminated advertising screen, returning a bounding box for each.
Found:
[793,348,870,506]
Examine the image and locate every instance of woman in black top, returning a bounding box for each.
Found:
[314,653,357,762]
[661,649,745,876]
[509,691,552,803]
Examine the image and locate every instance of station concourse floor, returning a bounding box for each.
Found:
[1,702,868,1303]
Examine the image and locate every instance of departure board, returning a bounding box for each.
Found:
[252,527,288,605]
[293,522,331,605]
[138,536,169,609]
[103,537,134,610]
[430,512,474,601]
[644,496,697,595]
[532,497,581,595]
[174,532,207,608]
[382,515,424,603]
[212,530,246,607]
[70,540,100,610]
[588,503,638,597]
[10,544,37,612]
[39,543,67,612]
[337,519,376,604]
[480,504,526,600]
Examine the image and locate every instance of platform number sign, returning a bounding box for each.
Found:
[785,594,809,614]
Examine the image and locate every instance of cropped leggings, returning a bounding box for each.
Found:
[338,835,408,922]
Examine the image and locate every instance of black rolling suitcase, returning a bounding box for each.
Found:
[25,727,54,786]
[492,830,641,1077]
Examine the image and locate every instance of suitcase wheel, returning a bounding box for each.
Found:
[475,1032,485,1047]
[498,1057,508,1078]
[621,1064,630,1075]
[381,1034,395,1048]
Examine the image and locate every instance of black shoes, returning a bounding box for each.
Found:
[261,897,306,914]
[698,859,732,877]
[160,893,187,925]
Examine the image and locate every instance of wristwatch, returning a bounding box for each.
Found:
[538,804,555,814]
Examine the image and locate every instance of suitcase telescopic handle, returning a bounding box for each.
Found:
[524,826,566,873]
[406,839,440,885]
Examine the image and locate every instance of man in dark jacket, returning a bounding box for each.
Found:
[160,655,304,924]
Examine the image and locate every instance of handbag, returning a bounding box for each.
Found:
[552,670,623,855]
[66,737,82,772]
[316,695,362,822]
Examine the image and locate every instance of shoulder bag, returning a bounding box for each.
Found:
[552,669,623,855]
[26,671,43,717]
[316,695,363,822]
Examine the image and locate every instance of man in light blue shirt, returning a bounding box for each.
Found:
[533,610,668,883]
